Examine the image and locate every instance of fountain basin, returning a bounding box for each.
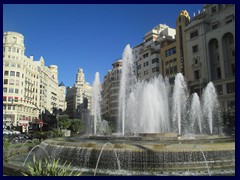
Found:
[28,136,235,175]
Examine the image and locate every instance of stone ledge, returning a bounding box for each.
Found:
[3,162,27,176]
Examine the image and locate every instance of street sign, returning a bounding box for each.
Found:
[39,120,43,124]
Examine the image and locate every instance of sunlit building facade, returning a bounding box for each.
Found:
[66,68,92,119]
[3,31,61,132]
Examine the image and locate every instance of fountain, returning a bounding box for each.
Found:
[126,76,170,134]
[172,73,189,135]
[91,72,111,135]
[189,93,203,134]
[202,82,220,134]
[4,44,234,176]
[118,44,136,135]
[92,72,102,135]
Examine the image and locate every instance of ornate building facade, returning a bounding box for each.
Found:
[3,31,64,132]
[66,68,92,119]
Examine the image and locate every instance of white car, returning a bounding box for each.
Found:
[12,130,21,134]
[3,129,11,135]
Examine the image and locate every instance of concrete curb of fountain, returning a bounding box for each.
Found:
[3,162,27,176]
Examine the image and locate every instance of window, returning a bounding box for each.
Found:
[13,47,16,52]
[8,97,13,102]
[217,67,221,79]
[229,36,234,44]
[211,6,217,14]
[218,4,223,10]
[11,63,15,67]
[9,79,14,85]
[16,72,20,77]
[4,79,8,84]
[8,47,11,52]
[4,88,7,93]
[15,97,19,102]
[145,38,152,43]
[17,48,19,53]
[144,62,149,67]
[166,69,169,75]
[231,64,235,75]
[143,53,149,59]
[152,67,159,73]
[15,89,19,94]
[227,82,235,94]
[9,88,14,93]
[165,47,176,57]
[226,15,234,24]
[192,45,198,53]
[212,21,220,30]
[15,80,19,85]
[216,85,223,95]
[174,66,177,73]
[190,30,198,39]
[10,71,15,76]
[194,70,200,80]
[144,70,149,75]
[4,71,9,76]
[215,41,219,49]
[3,96,7,101]
[137,64,141,70]
[152,58,159,64]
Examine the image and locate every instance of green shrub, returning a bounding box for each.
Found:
[69,119,84,134]
[50,128,64,138]
[22,156,81,176]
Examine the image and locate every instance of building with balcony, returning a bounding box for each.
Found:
[133,24,176,82]
[101,59,122,130]
[3,31,61,132]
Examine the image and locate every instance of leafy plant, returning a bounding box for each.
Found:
[22,156,82,176]
[58,114,71,129]
[50,128,64,138]
[69,119,84,134]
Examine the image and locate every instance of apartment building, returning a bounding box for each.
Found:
[101,59,122,129]
[133,24,176,81]
[3,31,63,132]
[66,68,92,119]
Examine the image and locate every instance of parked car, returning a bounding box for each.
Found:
[3,129,21,135]
[3,129,12,135]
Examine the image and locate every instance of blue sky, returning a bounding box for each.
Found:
[3,4,203,87]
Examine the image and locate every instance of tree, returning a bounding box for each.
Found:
[69,119,84,134]
[58,115,71,129]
